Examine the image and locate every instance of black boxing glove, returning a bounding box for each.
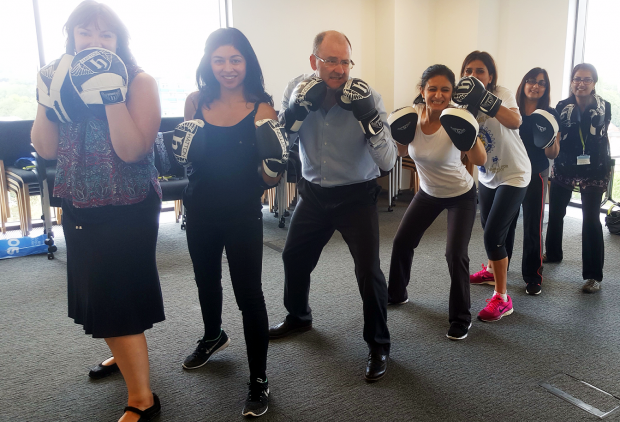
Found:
[336,78,383,139]
[281,76,326,133]
[453,76,502,118]
[531,109,559,149]
[171,120,207,167]
[256,119,289,177]
[70,48,128,119]
[37,54,90,123]
[388,106,418,145]
[440,107,480,151]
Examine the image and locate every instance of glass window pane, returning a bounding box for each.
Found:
[0,2,39,121]
[584,0,620,161]
[38,1,222,117]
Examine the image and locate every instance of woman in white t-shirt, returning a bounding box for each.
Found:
[387,64,486,340]
[459,51,531,322]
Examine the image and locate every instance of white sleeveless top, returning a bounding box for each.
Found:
[407,104,474,198]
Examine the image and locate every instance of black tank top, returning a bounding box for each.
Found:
[184,102,263,219]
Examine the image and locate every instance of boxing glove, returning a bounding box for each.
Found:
[282,76,326,133]
[256,119,289,178]
[37,54,90,123]
[336,78,383,139]
[388,106,418,145]
[452,76,502,118]
[439,108,480,151]
[171,120,207,167]
[70,47,128,119]
[531,109,559,149]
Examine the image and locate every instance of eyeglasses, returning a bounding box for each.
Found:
[313,54,355,70]
[572,77,594,85]
[525,78,547,88]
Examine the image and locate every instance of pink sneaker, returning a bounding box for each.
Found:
[470,264,495,285]
[478,294,513,322]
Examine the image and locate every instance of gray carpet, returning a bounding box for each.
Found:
[1,190,620,422]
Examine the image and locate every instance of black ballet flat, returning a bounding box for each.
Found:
[123,393,161,421]
[88,361,120,379]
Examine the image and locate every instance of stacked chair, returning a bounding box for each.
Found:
[0,120,58,258]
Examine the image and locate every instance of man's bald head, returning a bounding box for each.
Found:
[312,30,351,55]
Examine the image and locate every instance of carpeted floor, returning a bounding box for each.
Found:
[1,190,620,421]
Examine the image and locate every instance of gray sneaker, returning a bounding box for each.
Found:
[582,279,601,293]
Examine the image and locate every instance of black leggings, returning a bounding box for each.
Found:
[185,209,268,380]
[478,183,527,261]
[545,182,604,281]
[506,168,548,284]
[388,185,477,325]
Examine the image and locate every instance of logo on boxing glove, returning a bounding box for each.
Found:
[451,127,466,135]
[536,124,547,133]
[396,122,412,131]
[453,78,475,103]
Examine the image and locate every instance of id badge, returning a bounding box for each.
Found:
[577,154,590,165]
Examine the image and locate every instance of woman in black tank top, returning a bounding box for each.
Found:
[180,28,280,418]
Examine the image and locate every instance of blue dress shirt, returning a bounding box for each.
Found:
[279,74,397,188]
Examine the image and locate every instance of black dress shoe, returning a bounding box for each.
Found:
[365,352,388,382]
[88,361,120,379]
[124,393,161,421]
[268,317,312,339]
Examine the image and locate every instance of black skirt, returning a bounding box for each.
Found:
[62,188,165,338]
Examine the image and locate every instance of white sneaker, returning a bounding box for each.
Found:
[582,279,601,293]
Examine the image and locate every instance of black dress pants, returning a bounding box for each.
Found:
[545,181,604,281]
[185,209,268,379]
[506,168,548,285]
[281,178,390,354]
[388,185,477,325]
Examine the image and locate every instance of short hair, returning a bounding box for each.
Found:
[195,27,273,108]
[570,63,598,95]
[516,67,551,114]
[413,64,455,104]
[460,50,498,93]
[64,1,138,71]
[312,31,351,55]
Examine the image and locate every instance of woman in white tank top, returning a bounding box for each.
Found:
[387,64,486,341]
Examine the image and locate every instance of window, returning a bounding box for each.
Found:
[0,2,39,121]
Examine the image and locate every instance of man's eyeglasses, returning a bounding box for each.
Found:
[572,77,594,85]
[313,54,355,70]
[525,78,547,88]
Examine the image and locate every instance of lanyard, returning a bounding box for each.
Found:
[578,126,586,155]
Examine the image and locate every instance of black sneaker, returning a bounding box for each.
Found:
[182,330,230,369]
[526,283,542,295]
[242,378,269,417]
[446,322,472,340]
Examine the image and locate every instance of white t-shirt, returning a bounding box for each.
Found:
[476,86,531,188]
[407,104,474,198]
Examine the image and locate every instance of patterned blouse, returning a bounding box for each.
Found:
[53,67,161,208]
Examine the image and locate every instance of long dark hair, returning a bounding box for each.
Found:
[460,51,498,93]
[64,0,139,72]
[516,67,551,114]
[196,27,273,108]
[570,63,598,96]
[413,64,455,104]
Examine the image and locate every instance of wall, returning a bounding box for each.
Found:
[232,0,376,108]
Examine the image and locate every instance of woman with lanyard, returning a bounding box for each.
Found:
[32,1,164,420]
[544,63,611,293]
[504,68,560,295]
[387,64,486,340]
[456,51,531,322]
[179,27,282,417]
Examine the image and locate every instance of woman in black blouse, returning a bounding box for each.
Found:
[505,68,560,295]
[544,63,612,293]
